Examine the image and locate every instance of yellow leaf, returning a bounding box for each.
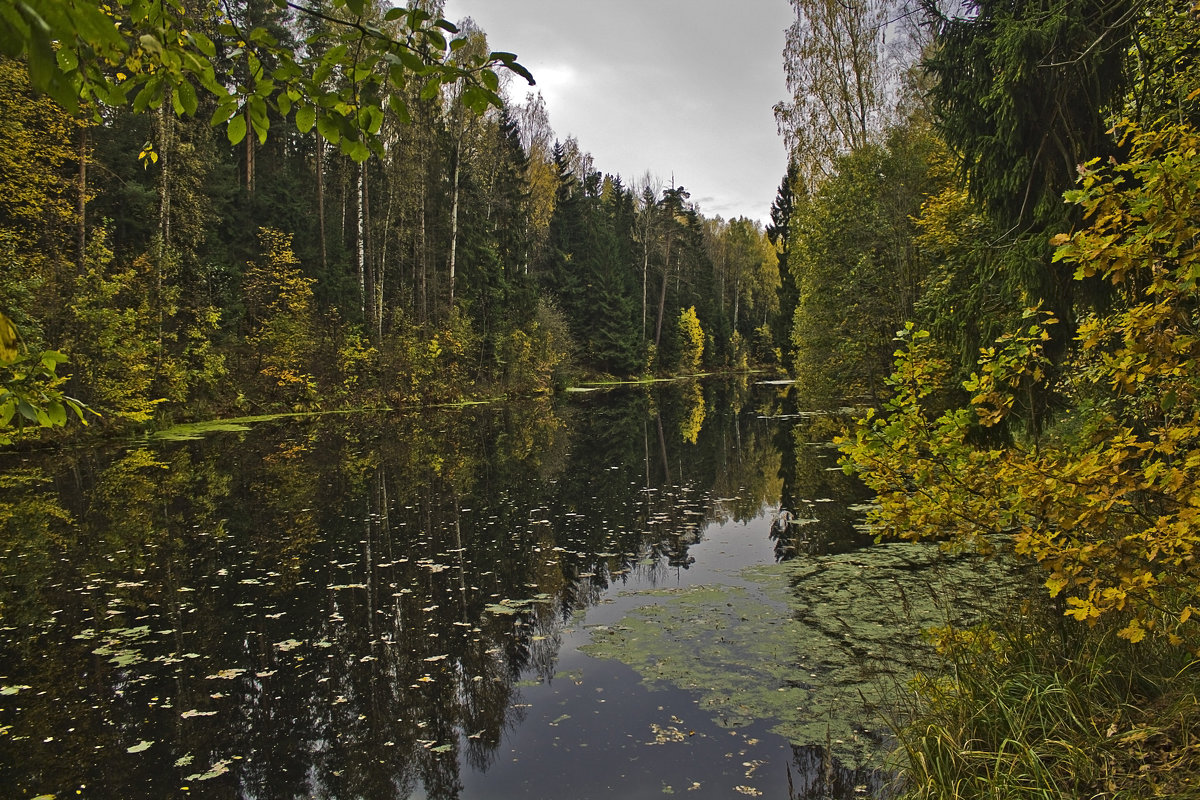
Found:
[1118,620,1146,643]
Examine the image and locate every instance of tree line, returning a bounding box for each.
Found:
[772,0,1200,793]
[0,0,780,441]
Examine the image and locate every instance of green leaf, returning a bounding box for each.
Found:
[388,95,412,126]
[46,402,67,427]
[189,30,216,58]
[295,104,316,133]
[210,96,239,126]
[344,138,369,162]
[175,78,198,116]
[56,46,78,72]
[227,113,247,145]
[398,50,426,72]
[315,113,341,144]
[365,104,383,135]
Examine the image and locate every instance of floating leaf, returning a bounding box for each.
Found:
[127,739,154,753]
[483,604,516,615]
[186,759,231,781]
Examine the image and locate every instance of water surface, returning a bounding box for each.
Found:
[0,380,1000,798]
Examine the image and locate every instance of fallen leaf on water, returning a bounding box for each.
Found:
[186,759,231,781]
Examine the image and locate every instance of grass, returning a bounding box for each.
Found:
[890,603,1200,799]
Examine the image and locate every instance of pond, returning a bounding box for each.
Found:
[0,379,1008,799]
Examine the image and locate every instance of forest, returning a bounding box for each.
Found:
[775,0,1200,796]
[4,0,1200,796]
[0,0,780,441]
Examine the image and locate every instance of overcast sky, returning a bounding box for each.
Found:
[441,1,796,225]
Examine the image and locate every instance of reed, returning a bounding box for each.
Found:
[891,604,1200,799]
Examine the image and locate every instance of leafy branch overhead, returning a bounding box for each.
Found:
[0,0,534,161]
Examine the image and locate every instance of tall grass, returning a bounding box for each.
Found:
[890,602,1200,799]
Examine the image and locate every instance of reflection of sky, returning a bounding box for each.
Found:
[463,512,804,800]
[0,383,886,799]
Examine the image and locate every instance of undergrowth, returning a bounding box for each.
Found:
[891,602,1200,799]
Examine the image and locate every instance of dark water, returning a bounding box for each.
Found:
[0,379,904,799]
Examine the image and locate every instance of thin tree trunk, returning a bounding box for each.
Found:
[77,125,87,274]
[447,141,461,312]
[341,169,348,245]
[378,186,394,342]
[364,164,376,335]
[733,277,740,334]
[245,107,255,194]
[418,190,428,324]
[641,242,650,343]
[357,163,367,321]
[155,99,173,373]
[315,132,327,273]
[157,102,172,251]
[654,235,672,352]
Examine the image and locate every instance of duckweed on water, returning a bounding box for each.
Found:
[581,541,1015,769]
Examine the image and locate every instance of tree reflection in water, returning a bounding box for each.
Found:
[0,379,895,799]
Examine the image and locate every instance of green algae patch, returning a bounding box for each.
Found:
[581,542,1014,768]
[151,412,315,440]
[150,408,384,441]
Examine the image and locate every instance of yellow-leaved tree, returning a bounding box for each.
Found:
[841,119,1200,648]
[241,229,318,410]
[677,306,704,374]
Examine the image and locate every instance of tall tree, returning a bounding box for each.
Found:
[767,162,798,357]
[774,0,897,183]
[921,0,1138,351]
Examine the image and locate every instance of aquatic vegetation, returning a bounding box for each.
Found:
[582,542,1014,769]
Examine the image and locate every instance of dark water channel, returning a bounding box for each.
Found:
[0,379,1004,799]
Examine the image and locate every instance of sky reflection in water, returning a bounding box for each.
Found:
[0,380,950,799]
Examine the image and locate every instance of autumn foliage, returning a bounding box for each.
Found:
[842,120,1200,649]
